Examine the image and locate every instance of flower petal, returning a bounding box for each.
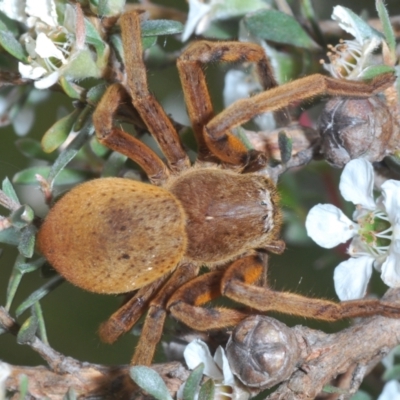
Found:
[183,339,223,380]
[26,0,58,27]
[34,71,59,89]
[305,204,357,248]
[334,256,373,300]
[182,0,212,41]
[35,33,65,61]
[381,243,400,288]
[381,180,400,224]
[214,346,235,386]
[339,159,375,209]
[378,380,400,400]
[18,63,47,80]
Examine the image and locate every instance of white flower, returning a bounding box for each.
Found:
[179,339,249,400]
[305,159,400,300]
[378,380,400,400]
[0,362,11,400]
[323,6,384,80]
[182,0,269,42]
[1,0,107,89]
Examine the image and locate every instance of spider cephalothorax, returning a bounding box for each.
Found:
[37,10,400,367]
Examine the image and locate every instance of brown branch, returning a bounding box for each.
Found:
[265,288,400,399]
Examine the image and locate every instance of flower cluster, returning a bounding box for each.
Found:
[306,159,400,301]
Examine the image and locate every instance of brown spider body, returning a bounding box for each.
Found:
[37,168,281,293]
[36,10,400,367]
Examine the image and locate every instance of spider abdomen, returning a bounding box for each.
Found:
[37,178,187,294]
[168,168,281,265]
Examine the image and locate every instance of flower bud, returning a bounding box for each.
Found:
[225,316,301,389]
[319,96,393,167]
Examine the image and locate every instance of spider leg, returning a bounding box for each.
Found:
[93,83,169,185]
[120,12,190,173]
[221,254,400,320]
[131,263,199,366]
[206,73,395,166]
[177,40,278,166]
[168,270,248,331]
[98,273,170,344]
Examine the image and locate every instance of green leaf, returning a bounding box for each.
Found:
[6,254,25,311]
[360,65,395,80]
[129,366,173,400]
[63,387,78,400]
[84,17,107,57]
[59,77,84,100]
[183,363,204,400]
[41,109,80,153]
[102,151,127,177]
[142,36,157,50]
[18,224,37,258]
[16,138,57,162]
[10,205,35,228]
[141,20,184,37]
[2,177,20,205]
[47,124,93,187]
[350,390,373,400]
[198,378,215,400]
[0,19,28,62]
[13,166,88,186]
[32,301,48,345]
[0,226,20,246]
[243,9,319,49]
[383,364,400,381]
[16,275,64,317]
[376,0,396,55]
[17,315,38,344]
[18,374,29,399]
[86,83,107,105]
[278,131,293,164]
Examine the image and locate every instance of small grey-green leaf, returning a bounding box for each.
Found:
[86,83,107,105]
[183,363,205,400]
[243,9,319,49]
[0,19,28,62]
[350,390,373,400]
[5,254,25,311]
[13,166,88,186]
[360,65,395,80]
[17,315,39,344]
[59,77,84,100]
[382,364,400,381]
[18,374,29,399]
[32,301,48,345]
[18,224,37,258]
[2,177,20,205]
[376,0,396,54]
[47,124,93,187]
[63,387,78,400]
[84,17,107,57]
[141,20,184,37]
[16,275,64,317]
[198,378,215,400]
[278,131,293,164]
[16,138,57,162]
[142,36,157,50]
[41,109,80,153]
[0,226,20,246]
[129,366,173,400]
[17,257,46,274]
[102,151,127,177]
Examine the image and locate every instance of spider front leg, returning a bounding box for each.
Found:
[119,12,190,173]
[206,72,395,158]
[177,40,279,167]
[93,83,169,185]
[221,254,400,320]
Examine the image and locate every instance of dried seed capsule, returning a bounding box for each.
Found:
[319,96,393,167]
[225,315,301,389]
